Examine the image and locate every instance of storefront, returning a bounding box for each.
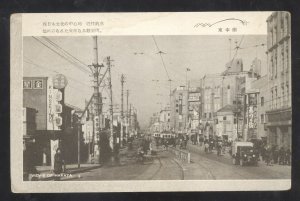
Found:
[266,108,292,149]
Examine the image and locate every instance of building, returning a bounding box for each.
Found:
[200,58,262,139]
[266,11,291,149]
[23,76,85,165]
[215,105,237,141]
[187,87,202,134]
[245,75,269,142]
[159,107,171,132]
[170,86,189,134]
[149,112,160,133]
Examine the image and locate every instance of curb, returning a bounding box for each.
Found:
[66,165,102,175]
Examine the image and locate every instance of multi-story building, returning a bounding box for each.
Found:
[187,87,202,133]
[245,75,269,142]
[170,86,189,134]
[266,11,291,149]
[159,107,171,132]
[23,76,85,165]
[215,105,237,141]
[149,112,160,133]
[200,58,262,139]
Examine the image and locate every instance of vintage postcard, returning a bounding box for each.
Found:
[11,12,291,192]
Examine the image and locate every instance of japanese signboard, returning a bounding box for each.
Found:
[46,77,60,130]
[53,74,68,89]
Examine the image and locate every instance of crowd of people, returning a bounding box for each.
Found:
[261,145,291,166]
[143,133,291,167]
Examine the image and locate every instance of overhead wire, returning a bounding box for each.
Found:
[152,36,171,80]
[23,57,92,88]
[32,36,90,74]
[42,36,89,68]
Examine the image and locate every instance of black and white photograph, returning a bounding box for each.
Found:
[11,11,292,192]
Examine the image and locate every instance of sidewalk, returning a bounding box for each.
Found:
[187,142,291,170]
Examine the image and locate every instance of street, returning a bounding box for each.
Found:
[62,139,290,181]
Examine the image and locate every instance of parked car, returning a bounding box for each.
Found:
[231,141,259,166]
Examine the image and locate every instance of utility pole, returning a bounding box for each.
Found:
[120,74,125,147]
[168,79,172,132]
[77,121,81,168]
[126,90,129,141]
[229,38,232,61]
[129,103,132,137]
[107,56,114,151]
[91,36,103,163]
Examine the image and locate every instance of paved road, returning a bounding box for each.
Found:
[63,139,290,181]
[65,150,183,181]
[184,143,291,180]
[65,139,184,181]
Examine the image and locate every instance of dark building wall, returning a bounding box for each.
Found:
[23,77,48,130]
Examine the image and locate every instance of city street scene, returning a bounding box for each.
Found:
[22,11,291,181]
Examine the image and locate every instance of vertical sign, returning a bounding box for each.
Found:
[247,93,258,139]
[47,77,60,130]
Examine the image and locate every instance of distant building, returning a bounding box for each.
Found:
[200,58,262,139]
[159,107,171,132]
[224,58,243,74]
[266,11,291,149]
[170,86,189,134]
[188,87,202,133]
[215,105,237,141]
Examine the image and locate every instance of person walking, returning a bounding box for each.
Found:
[217,141,222,156]
[204,141,209,153]
[265,146,271,166]
[273,145,279,164]
[54,148,64,180]
[285,148,291,165]
[278,147,285,165]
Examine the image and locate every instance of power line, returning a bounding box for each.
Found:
[42,37,89,68]
[32,36,90,74]
[24,57,91,88]
[152,36,171,80]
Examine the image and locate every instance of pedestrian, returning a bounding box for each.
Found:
[204,141,209,153]
[265,146,271,166]
[285,148,291,165]
[278,147,285,165]
[54,148,64,180]
[217,141,221,156]
[273,145,279,164]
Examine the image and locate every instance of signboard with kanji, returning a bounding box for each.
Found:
[53,74,68,89]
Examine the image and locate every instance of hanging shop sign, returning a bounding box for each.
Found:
[53,74,68,89]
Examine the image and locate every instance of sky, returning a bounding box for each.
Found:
[23,35,267,129]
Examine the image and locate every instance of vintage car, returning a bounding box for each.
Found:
[231,141,259,166]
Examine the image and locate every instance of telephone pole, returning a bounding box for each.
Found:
[120,74,125,147]
[129,103,132,137]
[107,56,114,151]
[126,90,129,140]
[91,36,103,163]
